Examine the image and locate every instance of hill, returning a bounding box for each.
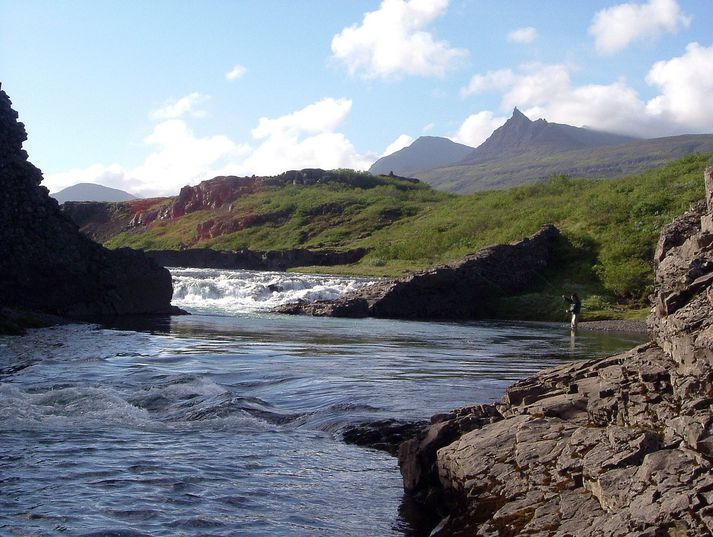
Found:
[368,136,473,176]
[51,182,137,204]
[417,134,713,193]
[62,156,713,319]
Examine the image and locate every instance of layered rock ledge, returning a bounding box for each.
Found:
[277,224,561,319]
[0,84,179,331]
[398,167,713,536]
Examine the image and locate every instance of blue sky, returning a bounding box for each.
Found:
[2,0,712,196]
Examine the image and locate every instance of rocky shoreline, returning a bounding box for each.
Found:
[572,320,647,333]
[390,167,713,536]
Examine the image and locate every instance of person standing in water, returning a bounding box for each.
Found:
[562,293,581,332]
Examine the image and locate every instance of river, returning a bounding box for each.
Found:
[0,268,646,536]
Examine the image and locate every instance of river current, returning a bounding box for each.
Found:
[0,268,646,536]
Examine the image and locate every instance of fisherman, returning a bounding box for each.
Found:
[562,293,581,332]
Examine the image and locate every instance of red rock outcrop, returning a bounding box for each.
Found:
[397,167,713,536]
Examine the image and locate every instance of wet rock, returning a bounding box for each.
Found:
[341,419,427,455]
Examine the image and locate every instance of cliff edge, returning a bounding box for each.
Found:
[399,167,713,536]
[0,84,178,330]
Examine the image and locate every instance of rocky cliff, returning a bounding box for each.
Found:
[278,224,561,319]
[0,84,178,327]
[397,167,713,536]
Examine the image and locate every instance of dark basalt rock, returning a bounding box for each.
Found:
[0,84,179,331]
[397,167,713,536]
[142,247,368,271]
[342,419,428,456]
[277,224,561,319]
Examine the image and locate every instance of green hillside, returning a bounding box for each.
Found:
[104,155,711,319]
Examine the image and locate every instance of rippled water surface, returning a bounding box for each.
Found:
[0,270,647,536]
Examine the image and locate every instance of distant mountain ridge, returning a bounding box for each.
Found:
[370,108,713,193]
[369,136,473,176]
[51,182,137,204]
[418,134,713,193]
[460,108,638,165]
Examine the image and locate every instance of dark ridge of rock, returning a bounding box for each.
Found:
[0,84,179,327]
[397,167,713,536]
[277,224,561,319]
[60,200,136,244]
[143,247,369,271]
[341,419,429,456]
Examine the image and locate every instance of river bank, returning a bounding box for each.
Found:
[395,167,713,536]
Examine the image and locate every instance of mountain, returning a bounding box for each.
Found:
[51,182,137,204]
[369,136,474,176]
[417,133,713,193]
[459,108,638,165]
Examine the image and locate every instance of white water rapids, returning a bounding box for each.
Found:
[170,267,381,314]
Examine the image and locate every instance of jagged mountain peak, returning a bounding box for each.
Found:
[510,107,531,123]
[458,109,637,166]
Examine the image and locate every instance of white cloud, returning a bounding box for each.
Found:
[422,122,435,133]
[243,98,373,174]
[453,111,508,147]
[134,120,250,195]
[507,27,537,44]
[150,92,210,120]
[589,0,691,55]
[645,42,713,131]
[457,43,713,139]
[331,0,467,80]
[44,97,374,196]
[45,120,251,197]
[225,64,247,81]
[460,68,516,97]
[382,134,414,156]
[252,98,352,139]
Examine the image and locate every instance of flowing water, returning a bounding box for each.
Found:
[0,268,647,536]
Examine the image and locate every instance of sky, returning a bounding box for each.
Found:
[1,0,712,197]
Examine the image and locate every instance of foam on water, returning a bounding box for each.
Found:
[170,267,380,314]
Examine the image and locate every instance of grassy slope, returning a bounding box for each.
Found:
[106,155,712,320]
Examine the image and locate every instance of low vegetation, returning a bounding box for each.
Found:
[105,155,712,320]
